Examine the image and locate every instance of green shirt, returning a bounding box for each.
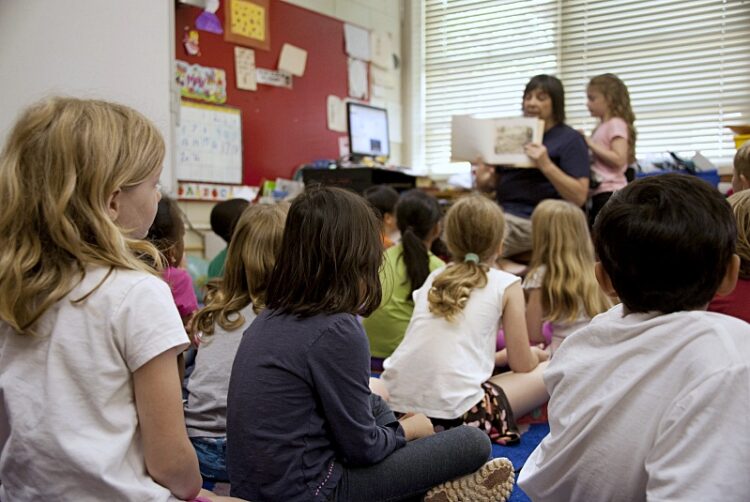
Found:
[363,244,445,358]
[207,247,228,280]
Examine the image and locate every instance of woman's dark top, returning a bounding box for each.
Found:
[496,122,589,218]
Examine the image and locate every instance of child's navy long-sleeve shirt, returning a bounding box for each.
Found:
[227,309,406,501]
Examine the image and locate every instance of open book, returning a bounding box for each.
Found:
[451,115,545,168]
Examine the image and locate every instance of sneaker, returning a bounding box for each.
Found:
[423,457,514,502]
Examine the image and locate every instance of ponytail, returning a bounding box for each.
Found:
[428,260,489,321]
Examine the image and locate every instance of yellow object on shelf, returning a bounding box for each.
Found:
[735,134,750,149]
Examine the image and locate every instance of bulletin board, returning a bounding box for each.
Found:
[176,101,243,184]
[175,0,350,186]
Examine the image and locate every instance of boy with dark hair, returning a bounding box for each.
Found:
[207,198,249,279]
[519,173,750,501]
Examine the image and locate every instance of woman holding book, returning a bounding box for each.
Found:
[474,74,590,260]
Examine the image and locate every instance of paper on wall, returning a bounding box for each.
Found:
[256,68,292,89]
[370,66,395,88]
[347,58,369,100]
[278,43,307,77]
[370,31,392,69]
[327,95,347,132]
[344,23,370,61]
[371,84,387,99]
[234,47,257,91]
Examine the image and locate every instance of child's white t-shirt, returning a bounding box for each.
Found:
[382,266,520,419]
[0,267,190,501]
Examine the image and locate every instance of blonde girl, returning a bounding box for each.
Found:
[524,199,612,354]
[0,98,223,500]
[585,73,637,226]
[185,202,287,482]
[382,194,549,444]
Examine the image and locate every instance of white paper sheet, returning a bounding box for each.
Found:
[370,66,395,88]
[370,31,392,69]
[347,58,369,100]
[344,23,370,61]
[327,95,347,132]
[278,43,307,77]
[234,47,257,91]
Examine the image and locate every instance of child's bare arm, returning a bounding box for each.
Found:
[503,282,544,373]
[134,347,202,500]
[399,413,435,441]
[525,288,547,345]
[586,136,628,169]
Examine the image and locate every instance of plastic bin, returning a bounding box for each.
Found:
[635,169,720,188]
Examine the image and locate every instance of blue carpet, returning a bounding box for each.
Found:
[491,423,549,502]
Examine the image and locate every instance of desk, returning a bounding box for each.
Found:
[301,167,416,194]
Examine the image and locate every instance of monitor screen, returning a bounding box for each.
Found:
[347,103,389,158]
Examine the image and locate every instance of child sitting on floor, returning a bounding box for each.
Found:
[381,194,549,444]
[708,189,750,322]
[519,173,750,500]
[363,184,400,248]
[226,186,516,502]
[185,202,287,483]
[523,199,611,354]
[147,196,199,327]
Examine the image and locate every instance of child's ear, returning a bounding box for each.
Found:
[595,262,617,297]
[107,189,122,221]
[716,254,740,296]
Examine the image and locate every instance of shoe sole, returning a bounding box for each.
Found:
[423,457,515,502]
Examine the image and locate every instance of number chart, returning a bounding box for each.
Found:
[176,101,243,184]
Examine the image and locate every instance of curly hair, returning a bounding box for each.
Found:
[588,73,637,164]
[728,190,750,280]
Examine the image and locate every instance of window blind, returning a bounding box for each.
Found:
[424,0,559,174]
[422,0,750,174]
[561,0,750,166]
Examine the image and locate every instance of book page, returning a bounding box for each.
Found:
[451,116,543,167]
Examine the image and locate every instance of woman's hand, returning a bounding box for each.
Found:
[524,143,552,171]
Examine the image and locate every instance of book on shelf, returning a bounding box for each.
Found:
[450,115,545,168]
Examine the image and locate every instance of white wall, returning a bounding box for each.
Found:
[0,0,177,190]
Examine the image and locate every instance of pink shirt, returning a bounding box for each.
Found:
[590,117,629,195]
[164,266,199,319]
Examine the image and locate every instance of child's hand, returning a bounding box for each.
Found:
[400,413,435,441]
[531,344,550,363]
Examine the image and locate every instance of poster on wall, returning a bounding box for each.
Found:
[234,47,257,91]
[225,0,270,51]
[176,101,242,184]
[176,60,227,104]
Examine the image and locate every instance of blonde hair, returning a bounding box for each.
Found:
[0,97,165,335]
[428,195,505,321]
[728,190,750,279]
[191,202,288,338]
[735,142,750,180]
[588,73,637,164]
[528,199,611,322]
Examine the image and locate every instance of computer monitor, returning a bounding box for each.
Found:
[347,103,390,158]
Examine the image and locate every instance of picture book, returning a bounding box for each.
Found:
[451,115,545,167]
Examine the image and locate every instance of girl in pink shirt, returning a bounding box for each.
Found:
[583,73,637,226]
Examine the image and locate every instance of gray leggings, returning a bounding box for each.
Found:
[330,395,492,502]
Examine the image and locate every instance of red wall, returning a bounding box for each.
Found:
[175,1,349,186]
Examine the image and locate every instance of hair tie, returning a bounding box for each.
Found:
[464,253,479,263]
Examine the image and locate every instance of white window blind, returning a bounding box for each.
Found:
[424,0,559,174]
[561,0,750,166]
[422,0,750,174]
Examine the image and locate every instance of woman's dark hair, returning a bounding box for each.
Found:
[524,74,566,125]
[363,185,399,221]
[210,198,249,243]
[396,189,442,300]
[265,186,383,317]
[593,173,736,314]
[146,196,184,260]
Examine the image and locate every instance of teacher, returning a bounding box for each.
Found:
[475,74,590,258]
